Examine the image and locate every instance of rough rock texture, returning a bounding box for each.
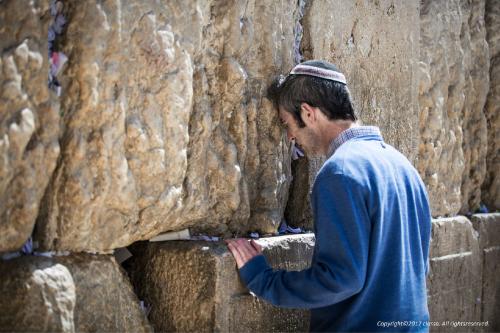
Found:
[287,0,420,224]
[0,257,76,332]
[482,0,500,211]
[284,157,314,230]
[34,0,303,252]
[0,0,60,252]
[471,213,500,331]
[418,0,490,217]
[126,234,315,332]
[427,217,482,330]
[0,254,151,333]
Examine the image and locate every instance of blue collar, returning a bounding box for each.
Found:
[328,126,382,156]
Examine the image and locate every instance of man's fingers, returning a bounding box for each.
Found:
[227,240,245,268]
[251,239,262,253]
[226,238,261,269]
[233,239,254,261]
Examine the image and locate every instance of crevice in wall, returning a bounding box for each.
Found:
[293,0,307,65]
[284,0,313,230]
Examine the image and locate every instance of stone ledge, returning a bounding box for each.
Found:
[127,234,315,332]
[470,213,500,331]
[427,216,482,332]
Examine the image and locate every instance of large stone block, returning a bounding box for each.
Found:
[289,0,420,223]
[126,234,315,332]
[427,216,482,331]
[0,0,60,252]
[34,0,305,252]
[0,254,151,332]
[418,0,489,216]
[482,0,500,211]
[301,0,420,161]
[471,213,500,331]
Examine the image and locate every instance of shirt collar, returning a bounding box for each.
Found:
[328,126,382,157]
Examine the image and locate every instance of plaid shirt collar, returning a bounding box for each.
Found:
[328,126,382,157]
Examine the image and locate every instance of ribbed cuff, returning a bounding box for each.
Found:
[239,254,269,287]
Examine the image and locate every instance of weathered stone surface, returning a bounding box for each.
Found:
[127,234,315,332]
[34,0,302,252]
[302,0,420,162]
[0,0,60,252]
[482,0,500,211]
[427,217,482,330]
[285,157,314,230]
[0,254,151,333]
[290,0,420,224]
[471,213,500,331]
[0,257,76,332]
[418,0,489,217]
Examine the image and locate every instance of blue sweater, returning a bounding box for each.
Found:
[239,130,431,332]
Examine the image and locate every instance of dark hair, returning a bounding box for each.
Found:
[267,60,357,128]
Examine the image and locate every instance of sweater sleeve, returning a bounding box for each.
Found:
[239,173,371,309]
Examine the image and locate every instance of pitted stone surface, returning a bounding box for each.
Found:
[0,0,60,252]
[418,0,489,217]
[427,217,482,330]
[0,254,151,333]
[34,0,301,252]
[127,234,315,332]
[482,0,500,211]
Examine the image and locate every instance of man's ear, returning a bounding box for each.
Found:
[300,102,317,125]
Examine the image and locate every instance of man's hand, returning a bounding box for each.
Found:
[225,238,262,269]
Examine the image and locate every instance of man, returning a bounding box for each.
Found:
[226,60,431,332]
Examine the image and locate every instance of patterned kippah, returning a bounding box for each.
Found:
[290,64,347,85]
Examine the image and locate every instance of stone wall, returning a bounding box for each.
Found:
[1,0,497,251]
[124,216,499,332]
[482,0,500,211]
[427,217,482,329]
[292,0,496,221]
[33,0,301,253]
[286,0,421,228]
[0,254,151,332]
[418,0,490,217]
[471,213,500,331]
[0,0,499,332]
[0,0,60,253]
[126,235,314,332]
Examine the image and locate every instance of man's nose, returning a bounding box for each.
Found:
[287,131,295,142]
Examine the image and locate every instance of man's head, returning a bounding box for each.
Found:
[267,60,357,156]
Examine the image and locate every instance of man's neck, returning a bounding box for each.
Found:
[320,120,358,155]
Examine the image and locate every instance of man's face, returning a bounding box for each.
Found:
[278,107,321,157]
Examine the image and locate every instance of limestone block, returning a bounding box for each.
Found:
[482,0,500,211]
[427,217,482,331]
[0,254,151,333]
[0,257,76,332]
[0,0,60,252]
[471,213,500,331]
[35,0,302,252]
[418,0,489,216]
[290,0,420,224]
[302,0,420,162]
[126,234,315,332]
